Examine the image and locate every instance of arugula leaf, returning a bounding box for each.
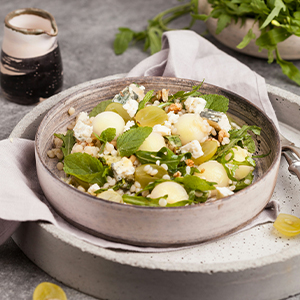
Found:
[135,147,191,173]
[168,82,204,102]
[117,126,152,157]
[213,125,261,159]
[89,99,112,117]
[54,130,76,158]
[122,194,166,207]
[138,89,154,111]
[260,0,286,29]
[276,48,300,86]
[63,152,108,186]
[216,13,232,34]
[237,28,256,49]
[164,135,182,151]
[174,175,216,191]
[122,194,193,207]
[202,94,229,113]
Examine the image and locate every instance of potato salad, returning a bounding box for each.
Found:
[48,83,261,207]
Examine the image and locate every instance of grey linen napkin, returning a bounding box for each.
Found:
[0,30,279,251]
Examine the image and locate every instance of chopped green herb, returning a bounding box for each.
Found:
[117,126,152,157]
[63,153,109,186]
[54,130,76,158]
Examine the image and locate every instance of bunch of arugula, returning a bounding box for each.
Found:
[194,0,300,86]
[114,0,300,86]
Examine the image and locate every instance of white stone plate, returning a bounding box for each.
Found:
[10,74,300,300]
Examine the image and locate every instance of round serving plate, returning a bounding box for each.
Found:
[198,0,300,60]
[35,76,280,247]
[10,74,300,300]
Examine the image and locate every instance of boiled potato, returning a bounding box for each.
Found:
[174,113,211,145]
[196,160,230,187]
[92,111,125,138]
[225,146,254,180]
[233,165,254,180]
[225,146,250,162]
[138,132,166,152]
[97,190,123,203]
[149,181,188,204]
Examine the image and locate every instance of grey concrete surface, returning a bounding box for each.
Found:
[0,0,300,299]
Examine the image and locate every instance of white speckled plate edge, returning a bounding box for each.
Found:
[10,75,300,300]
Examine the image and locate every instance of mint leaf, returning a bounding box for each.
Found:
[202,94,229,113]
[117,126,152,157]
[63,153,108,186]
[138,89,154,111]
[174,175,216,191]
[89,99,112,117]
[96,128,116,143]
[148,25,163,55]
[54,130,76,158]
[94,128,116,154]
[114,27,135,55]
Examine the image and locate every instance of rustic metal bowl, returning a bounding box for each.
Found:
[35,76,281,247]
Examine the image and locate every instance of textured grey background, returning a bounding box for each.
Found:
[0,0,300,299]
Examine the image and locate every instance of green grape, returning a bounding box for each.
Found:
[105,102,132,123]
[135,106,168,127]
[33,282,67,300]
[135,164,168,188]
[192,139,218,165]
[273,213,300,237]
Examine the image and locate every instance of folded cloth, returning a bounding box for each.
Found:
[0,30,280,251]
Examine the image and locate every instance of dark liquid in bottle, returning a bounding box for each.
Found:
[0,45,63,105]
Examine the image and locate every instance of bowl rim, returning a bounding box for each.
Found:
[35,76,281,213]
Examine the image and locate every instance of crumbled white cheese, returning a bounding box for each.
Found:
[123,120,135,132]
[129,83,145,101]
[84,146,100,157]
[218,113,232,132]
[123,99,139,118]
[112,157,135,180]
[184,97,207,114]
[216,187,234,199]
[103,142,115,155]
[88,183,101,196]
[153,124,172,136]
[73,120,93,142]
[180,140,204,159]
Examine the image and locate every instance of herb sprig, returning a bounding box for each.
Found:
[194,0,300,86]
[113,0,199,55]
[114,0,300,86]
